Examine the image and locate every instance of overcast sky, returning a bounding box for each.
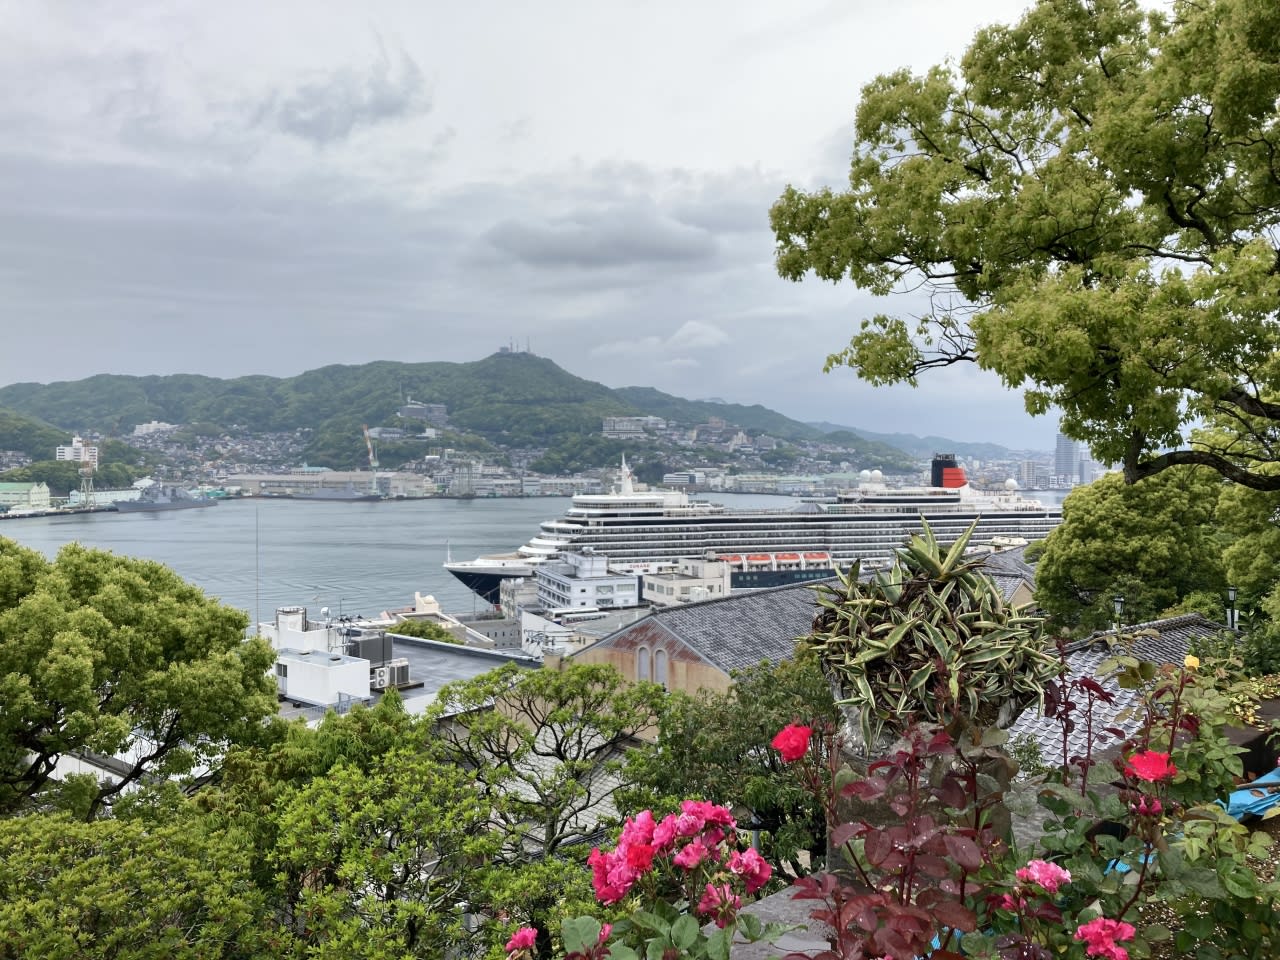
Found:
[0,0,1061,449]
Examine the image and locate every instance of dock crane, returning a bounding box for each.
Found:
[362,425,379,496]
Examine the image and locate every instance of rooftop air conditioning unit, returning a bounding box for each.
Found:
[390,659,410,686]
[371,666,391,689]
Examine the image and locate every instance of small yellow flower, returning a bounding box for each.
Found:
[1184,655,1200,670]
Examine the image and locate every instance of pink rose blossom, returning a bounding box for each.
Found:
[674,812,703,837]
[1015,859,1072,895]
[728,848,773,894]
[696,882,742,928]
[1075,917,1136,960]
[505,927,537,953]
[674,840,710,869]
[652,815,677,850]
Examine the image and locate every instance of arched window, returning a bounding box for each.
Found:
[653,648,668,688]
[636,646,651,681]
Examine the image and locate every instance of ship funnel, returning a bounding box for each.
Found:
[931,453,968,488]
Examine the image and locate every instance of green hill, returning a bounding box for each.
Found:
[0,409,71,462]
[0,354,917,470]
[807,421,1018,460]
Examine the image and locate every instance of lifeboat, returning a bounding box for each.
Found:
[718,555,742,564]
[775,553,801,562]
[746,554,771,563]
[804,552,830,561]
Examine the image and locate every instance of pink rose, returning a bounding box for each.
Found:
[695,882,741,928]
[1015,859,1072,895]
[1075,917,1136,960]
[505,927,537,953]
[674,840,709,869]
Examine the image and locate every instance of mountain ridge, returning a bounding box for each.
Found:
[0,354,961,469]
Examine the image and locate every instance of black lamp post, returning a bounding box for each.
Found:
[1228,585,1238,631]
[1112,594,1125,631]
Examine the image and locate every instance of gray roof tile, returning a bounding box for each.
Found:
[1006,613,1226,766]
[590,579,834,674]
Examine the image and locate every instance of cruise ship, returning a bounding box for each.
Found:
[444,455,1063,605]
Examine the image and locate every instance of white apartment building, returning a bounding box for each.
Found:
[55,435,98,464]
[535,550,641,610]
[641,557,732,608]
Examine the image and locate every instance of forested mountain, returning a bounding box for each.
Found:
[807,421,1018,460]
[0,354,916,467]
[0,409,70,462]
[612,388,824,441]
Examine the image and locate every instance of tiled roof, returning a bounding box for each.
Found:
[591,579,834,674]
[1005,613,1226,766]
[979,544,1036,574]
[977,548,1038,603]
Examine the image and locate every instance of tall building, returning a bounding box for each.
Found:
[1054,433,1080,485]
[55,435,98,465]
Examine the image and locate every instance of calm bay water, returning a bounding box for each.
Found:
[0,487,1071,624]
[0,493,789,623]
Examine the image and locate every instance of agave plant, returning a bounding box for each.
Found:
[802,519,1057,751]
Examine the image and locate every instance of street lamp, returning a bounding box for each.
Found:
[1112,595,1125,631]
[1228,585,1239,631]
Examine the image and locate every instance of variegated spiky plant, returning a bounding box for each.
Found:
[802,519,1057,751]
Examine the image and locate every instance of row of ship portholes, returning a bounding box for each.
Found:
[636,646,668,687]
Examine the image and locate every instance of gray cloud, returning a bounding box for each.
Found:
[254,43,429,146]
[0,0,1057,449]
[485,206,717,270]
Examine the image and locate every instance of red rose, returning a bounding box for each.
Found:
[770,724,813,763]
[1123,750,1176,782]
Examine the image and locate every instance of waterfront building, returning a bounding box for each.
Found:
[641,556,732,608]
[534,549,641,611]
[226,469,431,498]
[0,481,52,511]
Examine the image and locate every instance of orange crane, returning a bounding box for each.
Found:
[362,425,379,495]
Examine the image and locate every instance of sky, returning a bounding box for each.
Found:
[0,0,1060,450]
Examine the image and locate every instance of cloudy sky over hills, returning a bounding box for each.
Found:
[0,0,1057,448]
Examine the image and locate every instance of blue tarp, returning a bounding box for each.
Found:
[1225,766,1280,820]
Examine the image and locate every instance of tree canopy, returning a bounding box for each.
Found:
[0,539,277,818]
[771,0,1280,490]
[427,662,666,858]
[1035,468,1226,632]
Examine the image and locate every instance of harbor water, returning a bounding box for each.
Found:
[0,494,790,623]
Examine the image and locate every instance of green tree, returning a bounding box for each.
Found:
[0,460,82,497]
[1216,475,1280,671]
[0,810,267,959]
[1035,469,1226,632]
[273,747,497,960]
[427,662,666,858]
[622,657,839,879]
[201,694,419,891]
[771,0,1280,490]
[388,619,462,644]
[0,540,277,818]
